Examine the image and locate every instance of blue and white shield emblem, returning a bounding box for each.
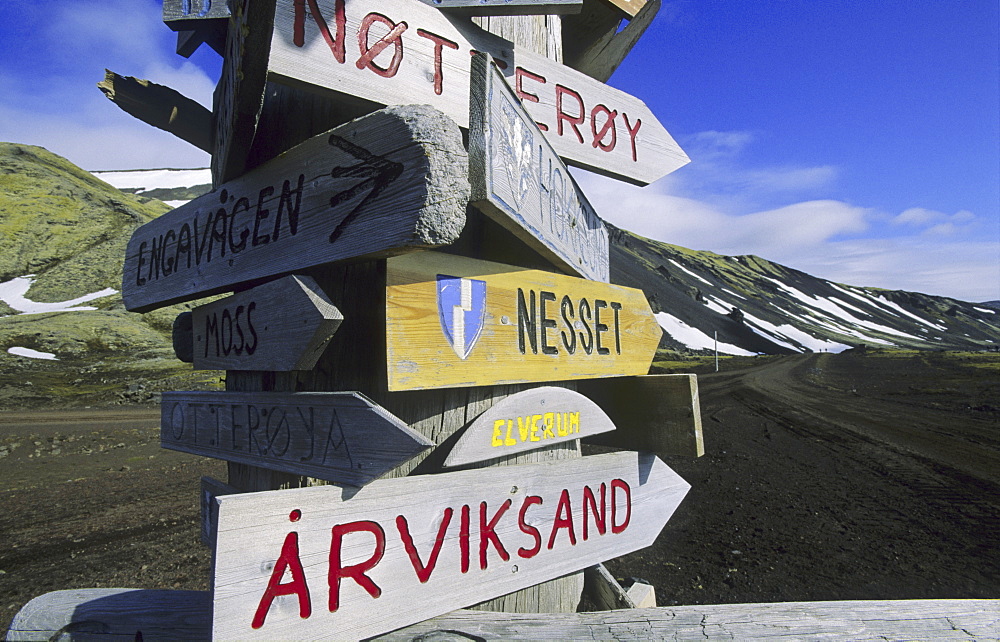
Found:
[436,275,487,360]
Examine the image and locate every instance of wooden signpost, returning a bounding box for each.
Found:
[386,251,662,391]
[162,0,229,58]
[190,275,343,371]
[122,104,469,312]
[415,0,582,15]
[211,451,690,640]
[443,386,616,467]
[265,0,689,185]
[161,391,434,487]
[470,52,609,283]
[579,374,704,458]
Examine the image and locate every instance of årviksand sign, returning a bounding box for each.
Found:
[385,252,662,391]
[470,52,609,283]
[211,451,690,640]
[267,0,688,185]
[442,386,617,467]
[122,105,468,312]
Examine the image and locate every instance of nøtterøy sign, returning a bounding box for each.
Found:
[211,451,690,640]
[267,0,688,185]
[385,252,662,391]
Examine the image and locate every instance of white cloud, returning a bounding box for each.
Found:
[0,0,215,170]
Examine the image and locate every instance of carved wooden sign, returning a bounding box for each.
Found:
[385,252,662,391]
[267,0,688,185]
[415,0,582,15]
[470,53,608,283]
[161,391,434,487]
[190,275,343,371]
[211,451,690,640]
[122,105,468,313]
[443,386,616,467]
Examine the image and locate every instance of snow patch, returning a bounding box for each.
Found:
[974,307,996,314]
[874,295,948,330]
[655,311,756,356]
[0,275,116,315]
[8,347,58,360]
[742,312,852,353]
[668,259,713,286]
[94,168,211,192]
[163,200,190,209]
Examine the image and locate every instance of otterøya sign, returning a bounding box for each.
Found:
[268,0,689,185]
[211,451,691,640]
[385,252,662,391]
[121,106,468,312]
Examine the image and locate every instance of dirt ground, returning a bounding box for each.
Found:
[2,350,998,635]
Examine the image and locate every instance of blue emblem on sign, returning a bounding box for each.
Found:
[436,275,487,360]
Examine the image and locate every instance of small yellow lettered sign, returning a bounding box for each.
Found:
[386,252,662,391]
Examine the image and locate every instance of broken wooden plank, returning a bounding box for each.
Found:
[161,391,434,487]
[211,451,690,640]
[122,105,468,313]
[579,374,704,457]
[97,70,213,153]
[469,52,609,283]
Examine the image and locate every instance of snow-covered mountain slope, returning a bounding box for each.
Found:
[608,224,1000,354]
[92,167,211,208]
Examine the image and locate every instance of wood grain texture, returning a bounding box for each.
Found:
[598,0,646,18]
[190,275,343,371]
[161,391,434,487]
[578,374,704,458]
[583,562,636,610]
[443,386,615,467]
[269,0,689,185]
[417,0,582,16]
[200,476,239,546]
[469,52,609,283]
[386,252,662,391]
[211,451,690,640]
[175,20,228,57]
[10,591,998,641]
[212,0,274,185]
[163,0,230,26]
[123,105,469,313]
[568,0,659,82]
[97,70,213,153]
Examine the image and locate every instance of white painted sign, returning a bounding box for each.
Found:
[268,0,688,185]
[470,53,609,282]
[443,386,616,467]
[212,451,690,640]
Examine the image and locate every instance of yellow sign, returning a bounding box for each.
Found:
[386,252,661,391]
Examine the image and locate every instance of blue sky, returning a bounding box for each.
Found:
[0,0,997,302]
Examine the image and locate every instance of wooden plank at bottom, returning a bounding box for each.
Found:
[579,374,704,457]
[8,591,999,641]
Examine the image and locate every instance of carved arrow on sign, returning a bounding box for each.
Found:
[161,391,434,487]
[122,105,468,313]
[211,451,690,640]
[190,275,343,372]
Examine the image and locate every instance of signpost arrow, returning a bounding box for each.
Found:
[265,0,688,185]
[190,275,343,371]
[443,386,616,467]
[469,52,609,283]
[211,450,690,640]
[385,251,663,391]
[161,391,433,487]
[122,105,469,313]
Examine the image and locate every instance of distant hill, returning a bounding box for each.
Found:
[1,143,997,408]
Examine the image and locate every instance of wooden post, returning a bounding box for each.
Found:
[218,2,587,615]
